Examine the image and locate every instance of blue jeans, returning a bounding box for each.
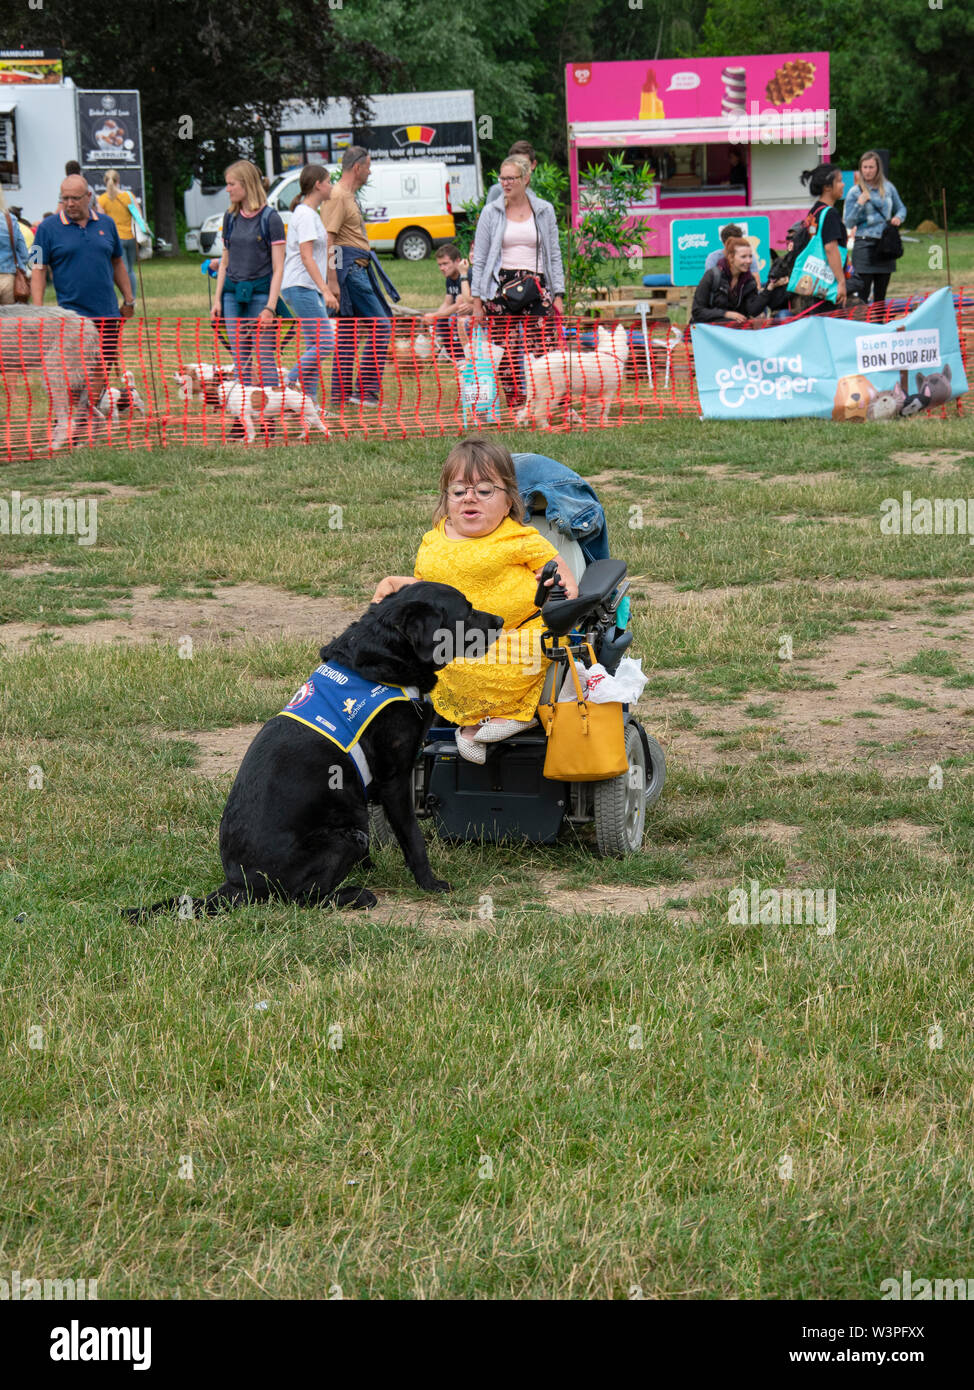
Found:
[281,285,335,401]
[221,290,280,387]
[331,264,391,402]
[120,238,138,300]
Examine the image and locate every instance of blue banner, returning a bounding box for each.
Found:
[691,288,968,420]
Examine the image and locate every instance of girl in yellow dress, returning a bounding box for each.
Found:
[372,438,578,763]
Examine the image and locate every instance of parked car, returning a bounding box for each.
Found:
[195,161,455,260]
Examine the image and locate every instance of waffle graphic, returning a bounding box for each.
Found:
[765,59,816,105]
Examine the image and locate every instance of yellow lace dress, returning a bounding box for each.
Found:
[414,516,560,724]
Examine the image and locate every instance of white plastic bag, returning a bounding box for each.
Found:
[557,666,588,701]
[584,657,647,705]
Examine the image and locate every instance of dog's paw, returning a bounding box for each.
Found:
[333,885,377,910]
[424,877,452,894]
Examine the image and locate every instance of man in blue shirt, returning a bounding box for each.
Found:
[30,174,135,361]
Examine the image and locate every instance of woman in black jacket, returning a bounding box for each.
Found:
[691,238,779,325]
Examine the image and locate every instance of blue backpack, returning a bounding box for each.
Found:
[223,205,276,251]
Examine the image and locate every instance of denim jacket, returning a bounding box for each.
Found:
[333,245,400,317]
[843,181,907,240]
[0,214,28,274]
[514,453,609,564]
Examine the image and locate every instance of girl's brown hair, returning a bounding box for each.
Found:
[224,159,267,214]
[291,163,330,211]
[432,437,526,524]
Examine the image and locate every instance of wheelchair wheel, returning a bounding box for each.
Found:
[639,729,667,808]
[593,721,650,857]
[368,803,397,849]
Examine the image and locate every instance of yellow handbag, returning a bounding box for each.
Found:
[537,643,628,782]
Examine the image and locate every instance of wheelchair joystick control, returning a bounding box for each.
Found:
[534,559,568,609]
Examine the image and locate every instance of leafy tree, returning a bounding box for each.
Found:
[333,0,543,159]
[697,0,974,223]
[566,154,654,303]
[333,0,709,187]
[19,0,397,245]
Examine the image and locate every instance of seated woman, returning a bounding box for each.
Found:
[372,437,578,765]
[691,237,782,326]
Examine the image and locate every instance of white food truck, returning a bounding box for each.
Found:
[0,76,83,218]
[0,64,151,245]
[184,88,482,245]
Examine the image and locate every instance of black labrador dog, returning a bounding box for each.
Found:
[126,583,503,916]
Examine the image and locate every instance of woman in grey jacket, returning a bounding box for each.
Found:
[471,155,565,407]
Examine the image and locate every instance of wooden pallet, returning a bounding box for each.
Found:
[574,283,688,319]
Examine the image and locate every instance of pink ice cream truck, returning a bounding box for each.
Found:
[566,53,831,260]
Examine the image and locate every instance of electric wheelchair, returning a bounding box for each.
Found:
[370,454,666,857]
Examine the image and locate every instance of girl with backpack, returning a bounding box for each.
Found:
[843,151,906,304]
[211,160,286,387]
[790,165,849,314]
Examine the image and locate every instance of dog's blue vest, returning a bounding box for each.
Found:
[279,661,419,788]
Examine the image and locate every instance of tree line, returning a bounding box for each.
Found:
[20,0,974,243]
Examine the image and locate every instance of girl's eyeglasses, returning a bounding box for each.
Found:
[447,483,501,501]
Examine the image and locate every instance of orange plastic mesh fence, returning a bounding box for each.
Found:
[0,293,968,461]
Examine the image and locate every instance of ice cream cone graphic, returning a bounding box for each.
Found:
[639,68,665,119]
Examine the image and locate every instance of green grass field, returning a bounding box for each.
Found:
[2,245,973,1299]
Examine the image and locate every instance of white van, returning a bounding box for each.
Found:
[197,160,456,261]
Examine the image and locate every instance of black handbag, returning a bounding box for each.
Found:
[499,273,543,311]
[877,221,904,260]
